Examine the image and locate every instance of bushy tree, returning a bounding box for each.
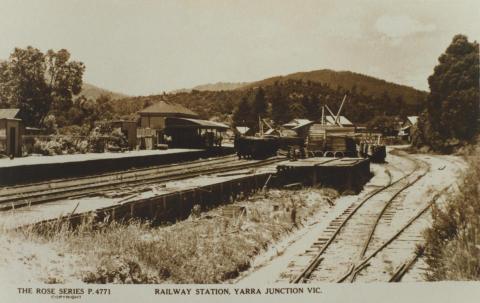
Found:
[414,35,479,151]
[0,47,85,128]
[0,47,51,126]
[46,49,85,126]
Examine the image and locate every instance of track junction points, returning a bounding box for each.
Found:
[237,148,466,283]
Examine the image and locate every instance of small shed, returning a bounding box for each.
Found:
[0,108,23,157]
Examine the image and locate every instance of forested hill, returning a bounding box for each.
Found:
[242,69,426,105]
[175,69,426,103]
[113,70,427,125]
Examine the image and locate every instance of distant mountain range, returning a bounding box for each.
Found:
[192,82,250,91]
[80,83,129,100]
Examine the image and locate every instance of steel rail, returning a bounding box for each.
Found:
[291,153,419,283]
[346,188,448,282]
[0,154,238,198]
[1,157,282,210]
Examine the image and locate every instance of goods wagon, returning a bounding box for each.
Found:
[234,135,305,159]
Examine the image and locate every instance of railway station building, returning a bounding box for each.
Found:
[138,100,229,149]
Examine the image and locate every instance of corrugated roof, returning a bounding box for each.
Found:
[0,108,20,119]
[235,126,250,134]
[265,128,279,135]
[169,117,229,129]
[283,119,314,130]
[407,116,418,125]
[324,115,354,126]
[139,101,198,117]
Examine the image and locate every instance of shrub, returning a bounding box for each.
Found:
[33,138,63,156]
[423,142,480,280]
[87,128,107,153]
[106,128,128,152]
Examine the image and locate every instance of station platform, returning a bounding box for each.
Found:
[0,147,234,185]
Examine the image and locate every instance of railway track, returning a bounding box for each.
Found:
[343,188,448,283]
[286,151,432,283]
[349,155,465,282]
[0,155,282,211]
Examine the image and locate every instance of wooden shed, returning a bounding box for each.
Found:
[0,108,23,157]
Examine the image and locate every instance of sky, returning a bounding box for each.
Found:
[0,0,479,96]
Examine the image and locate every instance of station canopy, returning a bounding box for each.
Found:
[166,117,229,130]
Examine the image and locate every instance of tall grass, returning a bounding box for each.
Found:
[17,188,337,284]
[423,143,480,280]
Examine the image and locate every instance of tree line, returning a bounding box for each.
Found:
[230,80,422,132]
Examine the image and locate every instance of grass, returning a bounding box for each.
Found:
[8,187,338,284]
[423,141,480,280]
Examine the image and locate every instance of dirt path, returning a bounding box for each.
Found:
[238,148,466,283]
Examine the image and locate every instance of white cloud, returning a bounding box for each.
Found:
[375,15,436,44]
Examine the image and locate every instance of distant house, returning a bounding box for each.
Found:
[0,108,23,157]
[398,116,419,141]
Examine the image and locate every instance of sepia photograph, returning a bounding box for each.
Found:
[0,0,479,302]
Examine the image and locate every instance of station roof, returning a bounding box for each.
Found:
[166,117,229,130]
[0,108,20,119]
[139,101,199,118]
